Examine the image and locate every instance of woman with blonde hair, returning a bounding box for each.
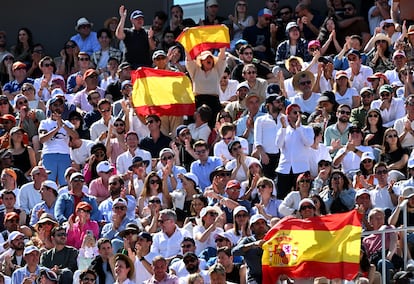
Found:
[228,1,255,51]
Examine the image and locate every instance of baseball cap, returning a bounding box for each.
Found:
[379,84,393,94]
[96,161,114,173]
[206,0,219,7]
[83,69,98,80]
[286,22,299,33]
[5,212,19,221]
[355,189,370,200]
[41,180,58,192]
[249,214,267,227]
[70,172,84,182]
[360,152,375,162]
[130,10,144,19]
[138,231,152,241]
[266,84,281,96]
[347,49,361,58]
[200,206,222,219]
[10,126,26,135]
[298,198,315,209]
[121,80,132,90]
[24,245,40,256]
[367,72,387,82]
[12,61,26,71]
[152,50,167,60]
[159,148,174,158]
[308,40,321,48]
[335,70,348,80]
[236,81,250,91]
[113,197,128,207]
[226,180,241,190]
[393,50,406,59]
[76,201,93,212]
[403,187,414,199]
[183,172,199,187]
[258,8,272,18]
[128,156,150,171]
[8,231,24,242]
[0,114,16,124]
[233,205,248,216]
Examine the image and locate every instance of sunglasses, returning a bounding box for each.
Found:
[146,120,155,125]
[219,114,231,119]
[380,93,391,97]
[56,232,67,237]
[361,93,372,98]
[195,150,207,155]
[257,184,266,189]
[339,110,351,115]
[318,162,330,167]
[33,49,44,54]
[78,208,91,213]
[232,145,242,151]
[79,57,90,61]
[18,100,28,105]
[87,74,98,79]
[236,214,248,218]
[150,179,160,184]
[72,178,85,182]
[406,102,414,106]
[299,80,312,86]
[299,179,311,183]
[207,212,218,217]
[0,101,8,105]
[42,63,53,67]
[81,277,96,283]
[4,56,13,60]
[180,131,191,137]
[217,172,231,177]
[162,155,174,161]
[108,181,119,185]
[181,244,193,248]
[114,123,124,127]
[99,108,111,113]
[114,206,126,211]
[368,114,379,118]
[149,199,161,204]
[222,136,233,141]
[215,238,225,243]
[65,44,75,49]
[375,169,388,175]
[384,23,394,28]
[242,52,253,55]
[386,134,398,138]
[300,205,314,211]
[362,159,373,163]
[332,176,342,180]
[244,71,256,75]
[309,47,319,52]
[21,88,33,92]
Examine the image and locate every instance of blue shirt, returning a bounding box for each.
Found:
[70,32,100,55]
[3,77,34,95]
[11,265,44,284]
[190,157,222,192]
[30,201,55,227]
[54,192,101,224]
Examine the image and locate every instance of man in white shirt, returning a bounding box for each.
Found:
[385,50,407,86]
[394,94,414,148]
[150,209,191,262]
[187,104,212,142]
[333,125,373,175]
[213,123,249,163]
[290,70,321,118]
[69,136,94,169]
[116,131,152,174]
[370,162,398,217]
[371,84,405,127]
[275,104,314,199]
[90,99,116,142]
[252,92,286,180]
[19,166,49,215]
[345,49,373,93]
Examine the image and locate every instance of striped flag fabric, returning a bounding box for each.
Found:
[176,25,230,59]
[130,67,195,116]
[262,210,362,283]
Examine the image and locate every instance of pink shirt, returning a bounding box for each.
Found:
[66,220,100,249]
[89,177,111,201]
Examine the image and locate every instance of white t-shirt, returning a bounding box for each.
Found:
[290,92,321,114]
[38,118,74,154]
[335,87,358,108]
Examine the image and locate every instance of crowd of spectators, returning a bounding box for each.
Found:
[1,0,414,283]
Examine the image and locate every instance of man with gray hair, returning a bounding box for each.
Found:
[150,209,191,263]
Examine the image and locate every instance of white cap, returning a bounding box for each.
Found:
[96,161,114,173]
[361,151,376,162]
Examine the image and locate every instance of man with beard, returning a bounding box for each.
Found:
[252,87,286,180]
[350,87,375,129]
[178,252,209,284]
[371,84,405,128]
[84,90,103,129]
[11,245,43,284]
[324,104,353,157]
[217,246,246,284]
[40,226,78,283]
[232,214,269,284]
[99,175,136,225]
[290,71,321,119]
[39,97,79,186]
[224,82,250,121]
[106,117,128,164]
[1,231,25,276]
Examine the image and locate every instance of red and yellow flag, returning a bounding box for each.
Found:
[262,210,362,283]
[176,25,230,59]
[131,67,195,116]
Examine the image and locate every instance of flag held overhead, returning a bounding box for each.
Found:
[131,67,195,117]
[176,25,230,59]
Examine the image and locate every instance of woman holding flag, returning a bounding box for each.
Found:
[186,47,227,126]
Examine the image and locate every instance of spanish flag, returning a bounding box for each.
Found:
[176,25,230,59]
[131,67,195,116]
[262,210,362,283]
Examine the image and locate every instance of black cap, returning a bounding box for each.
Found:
[138,231,152,242]
[183,252,198,261]
[118,62,132,70]
[317,91,337,105]
[228,140,241,152]
[209,166,232,182]
[349,125,362,133]
[318,56,333,64]
[128,156,150,171]
[266,84,281,96]
[347,49,361,58]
